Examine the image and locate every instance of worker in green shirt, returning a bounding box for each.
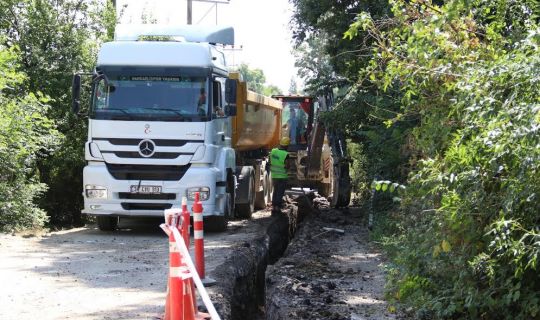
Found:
[270,137,290,213]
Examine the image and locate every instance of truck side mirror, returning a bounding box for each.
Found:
[225,79,237,116]
[72,74,81,113]
[225,104,237,116]
[225,78,237,103]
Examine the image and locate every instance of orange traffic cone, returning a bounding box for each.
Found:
[180,269,196,320]
[180,200,199,313]
[165,228,208,320]
[162,203,211,320]
[164,278,171,320]
[170,231,185,319]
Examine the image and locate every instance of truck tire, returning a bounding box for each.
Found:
[97,216,118,231]
[255,170,270,209]
[236,172,255,218]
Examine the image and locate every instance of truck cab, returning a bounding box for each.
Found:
[74,25,237,231]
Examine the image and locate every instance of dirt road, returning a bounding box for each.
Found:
[0,212,273,320]
[265,201,400,320]
[1,197,398,320]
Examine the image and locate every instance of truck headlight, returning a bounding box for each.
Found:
[85,185,108,199]
[186,187,210,201]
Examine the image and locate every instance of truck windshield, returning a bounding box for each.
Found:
[90,75,209,121]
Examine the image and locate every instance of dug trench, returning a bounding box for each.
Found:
[204,194,398,320]
[203,193,309,319]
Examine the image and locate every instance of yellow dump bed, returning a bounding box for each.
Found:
[230,74,283,152]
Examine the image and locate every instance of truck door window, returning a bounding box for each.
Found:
[94,79,109,110]
[212,81,224,117]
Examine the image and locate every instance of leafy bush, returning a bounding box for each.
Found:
[347,141,368,204]
[344,1,540,318]
[292,0,540,317]
[0,47,60,231]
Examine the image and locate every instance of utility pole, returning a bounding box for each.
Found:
[187,0,229,25]
[187,0,193,24]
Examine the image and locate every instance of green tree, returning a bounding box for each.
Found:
[236,63,282,96]
[288,77,298,94]
[0,0,116,227]
[237,63,266,94]
[293,34,344,95]
[262,85,281,97]
[0,47,60,231]
[342,0,540,318]
[291,0,540,317]
[291,0,410,187]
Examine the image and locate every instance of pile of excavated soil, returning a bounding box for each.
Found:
[265,196,403,320]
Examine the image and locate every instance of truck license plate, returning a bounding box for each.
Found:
[130,185,162,194]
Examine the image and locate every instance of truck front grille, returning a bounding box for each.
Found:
[106,164,191,181]
[95,138,200,147]
[107,151,183,159]
[121,203,173,210]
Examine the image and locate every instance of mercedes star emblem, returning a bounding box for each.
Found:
[138,139,156,158]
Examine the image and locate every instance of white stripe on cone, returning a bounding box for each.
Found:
[170,266,190,278]
[194,230,204,239]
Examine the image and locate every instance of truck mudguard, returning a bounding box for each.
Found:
[234,166,254,204]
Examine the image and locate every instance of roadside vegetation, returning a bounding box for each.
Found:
[0,0,115,231]
[291,0,540,318]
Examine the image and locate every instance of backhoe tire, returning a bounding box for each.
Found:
[97,216,118,231]
[333,163,351,208]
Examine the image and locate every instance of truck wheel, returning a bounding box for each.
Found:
[255,170,270,209]
[236,172,255,218]
[97,216,118,231]
[204,215,227,232]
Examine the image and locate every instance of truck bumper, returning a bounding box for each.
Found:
[82,163,225,217]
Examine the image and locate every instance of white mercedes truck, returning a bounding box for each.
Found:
[72,25,281,231]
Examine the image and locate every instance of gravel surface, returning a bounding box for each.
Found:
[0,213,272,320]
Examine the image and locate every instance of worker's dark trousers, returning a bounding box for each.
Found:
[272,179,287,208]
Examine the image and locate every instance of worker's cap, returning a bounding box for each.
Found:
[280,137,290,146]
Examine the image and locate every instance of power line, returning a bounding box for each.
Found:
[188,0,230,25]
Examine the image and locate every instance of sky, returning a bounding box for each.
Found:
[116,0,299,93]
